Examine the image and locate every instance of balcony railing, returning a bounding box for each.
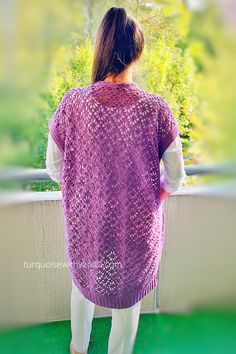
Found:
[0,160,236,183]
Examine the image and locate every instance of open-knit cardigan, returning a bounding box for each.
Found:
[47,80,186,308]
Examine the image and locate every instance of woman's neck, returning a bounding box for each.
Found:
[104,67,133,84]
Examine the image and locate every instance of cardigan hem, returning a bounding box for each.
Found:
[71,275,158,309]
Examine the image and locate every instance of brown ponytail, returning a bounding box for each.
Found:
[91,7,144,83]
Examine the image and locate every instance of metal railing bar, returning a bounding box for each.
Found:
[0,160,235,183]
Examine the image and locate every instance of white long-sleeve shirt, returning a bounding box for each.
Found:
[46,132,186,193]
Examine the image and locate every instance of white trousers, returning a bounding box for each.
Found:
[70,279,142,354]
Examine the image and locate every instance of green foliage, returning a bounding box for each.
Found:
[186,4,236,162]
[49,39,94,100]
[141,35,197,155]
[20,0,203,192]
[2,0,235,190]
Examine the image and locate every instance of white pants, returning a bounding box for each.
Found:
[70,279,142,354]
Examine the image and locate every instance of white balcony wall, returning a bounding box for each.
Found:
[0,182,235,326]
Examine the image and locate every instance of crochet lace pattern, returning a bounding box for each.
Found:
[48,80,179,308]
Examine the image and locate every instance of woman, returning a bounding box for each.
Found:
[46,6,186,354]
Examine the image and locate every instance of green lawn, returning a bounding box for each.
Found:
[0,308,236,354]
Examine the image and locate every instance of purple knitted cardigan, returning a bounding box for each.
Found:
[48,80,180,309]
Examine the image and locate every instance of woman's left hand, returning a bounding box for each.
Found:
[160,187,170,202]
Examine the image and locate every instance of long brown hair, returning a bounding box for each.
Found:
[91,7,144,83]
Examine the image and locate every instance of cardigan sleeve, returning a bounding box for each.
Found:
[48,88,74,153]
[160,134,187,193]
[157,98,180,160]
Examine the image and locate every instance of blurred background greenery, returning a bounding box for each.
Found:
[0,0,235,191]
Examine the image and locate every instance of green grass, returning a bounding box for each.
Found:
[0,308,236,354]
